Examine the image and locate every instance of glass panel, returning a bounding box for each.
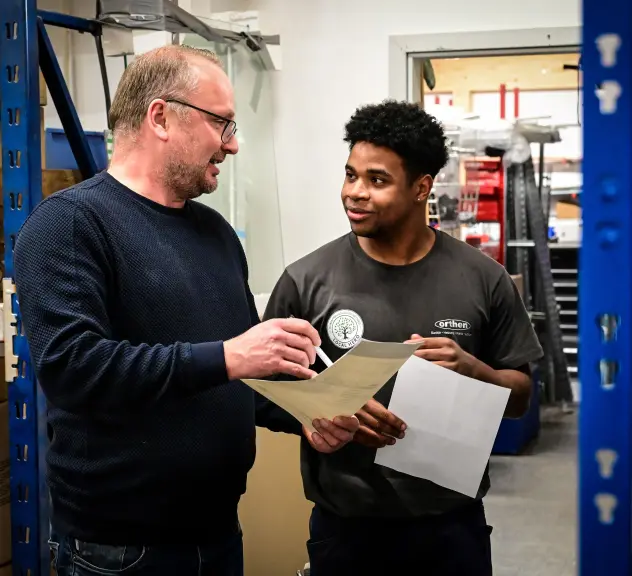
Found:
[182,32,285,297]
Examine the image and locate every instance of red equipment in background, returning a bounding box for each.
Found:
[463,158,505,264]
[462,82,520,264]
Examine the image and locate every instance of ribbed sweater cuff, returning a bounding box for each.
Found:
[190,341,229,387]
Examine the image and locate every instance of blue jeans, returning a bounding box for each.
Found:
[49,531,244,576]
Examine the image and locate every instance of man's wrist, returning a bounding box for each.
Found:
[223,338,242,381]
[466,354,499,385]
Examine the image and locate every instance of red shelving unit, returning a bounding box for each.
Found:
[463,158,506,264]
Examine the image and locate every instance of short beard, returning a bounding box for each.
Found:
[162,156,216,202]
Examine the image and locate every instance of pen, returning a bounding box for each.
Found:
[288,315,334,367]
[315,346,333,368]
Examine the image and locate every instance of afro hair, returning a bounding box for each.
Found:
[343,100,450,182]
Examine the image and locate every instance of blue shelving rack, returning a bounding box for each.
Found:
[0,1,99,574]
[579,0,631,574]
[1,1,45,574]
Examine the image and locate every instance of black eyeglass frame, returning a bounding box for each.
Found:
[164,98,237,143]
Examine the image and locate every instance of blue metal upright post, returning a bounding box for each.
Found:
[0,0,44,574]
[37,15,98,179]
[579,0,632,573]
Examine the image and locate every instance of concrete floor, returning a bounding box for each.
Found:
[485,407,578,576]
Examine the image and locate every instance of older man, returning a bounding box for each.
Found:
[13,45,357,576]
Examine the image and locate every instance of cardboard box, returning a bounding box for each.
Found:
[40,71,47,107]
[42,169,82,198]
[41,106,46,168]
[0,168,82,279]
[239,429,311,576]
[0,169,82,201]
[556,201,581,219]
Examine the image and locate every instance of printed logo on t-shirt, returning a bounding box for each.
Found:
[327,309,364,350]
[432,318,472,337]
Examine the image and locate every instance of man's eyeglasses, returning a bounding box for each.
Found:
[165,99,237,144]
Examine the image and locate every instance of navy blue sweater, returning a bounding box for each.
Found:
[14,172,300,545]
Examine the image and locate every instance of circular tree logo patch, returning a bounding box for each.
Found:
[326,309,364,350]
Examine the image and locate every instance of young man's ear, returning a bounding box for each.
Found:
[415,174,434,203]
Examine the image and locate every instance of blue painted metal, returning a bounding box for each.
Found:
[0,6,103,574]
[37,9,101,34]
[0,0,44,574]
[35,383,49,576]
[492,368,541,455]
[45,128,108,171]
[0,2,110,573]
[38,17,97,180]
[579,0,632,573]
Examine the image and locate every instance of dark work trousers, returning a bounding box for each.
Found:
[49,530,243,576]
[307,501,493,576]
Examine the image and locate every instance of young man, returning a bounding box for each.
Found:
[13,45,358,576]
[263,100,543,575]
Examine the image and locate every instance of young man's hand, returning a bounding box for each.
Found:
[353,399,407,448]
[406,334,476,376]
[304,415,359,453]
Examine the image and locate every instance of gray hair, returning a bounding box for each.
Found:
[108,44,222,138]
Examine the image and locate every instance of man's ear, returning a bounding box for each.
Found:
[415,174,434,203]
[147,99,169,142]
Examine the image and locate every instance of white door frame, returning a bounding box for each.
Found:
[388,27,582,102]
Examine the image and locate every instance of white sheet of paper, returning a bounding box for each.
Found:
[242,339,421,432]
[374,356,510,498]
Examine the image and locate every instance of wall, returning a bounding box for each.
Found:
[61,1,265,131]
[37,0,126,131]
[182,34,287,295]
[68,0,126,131]
[211,0,259,10]
[257,0,581,266]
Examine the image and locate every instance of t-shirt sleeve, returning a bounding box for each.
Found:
[262,269,303,321]
[232,229,262,329]
[484,270,544,369]
[254,269,304,435]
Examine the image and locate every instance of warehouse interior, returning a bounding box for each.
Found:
[0,0,624,575]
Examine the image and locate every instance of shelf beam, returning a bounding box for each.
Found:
[579,0,632,573]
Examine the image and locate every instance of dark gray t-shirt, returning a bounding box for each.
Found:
[263,229,543,518]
